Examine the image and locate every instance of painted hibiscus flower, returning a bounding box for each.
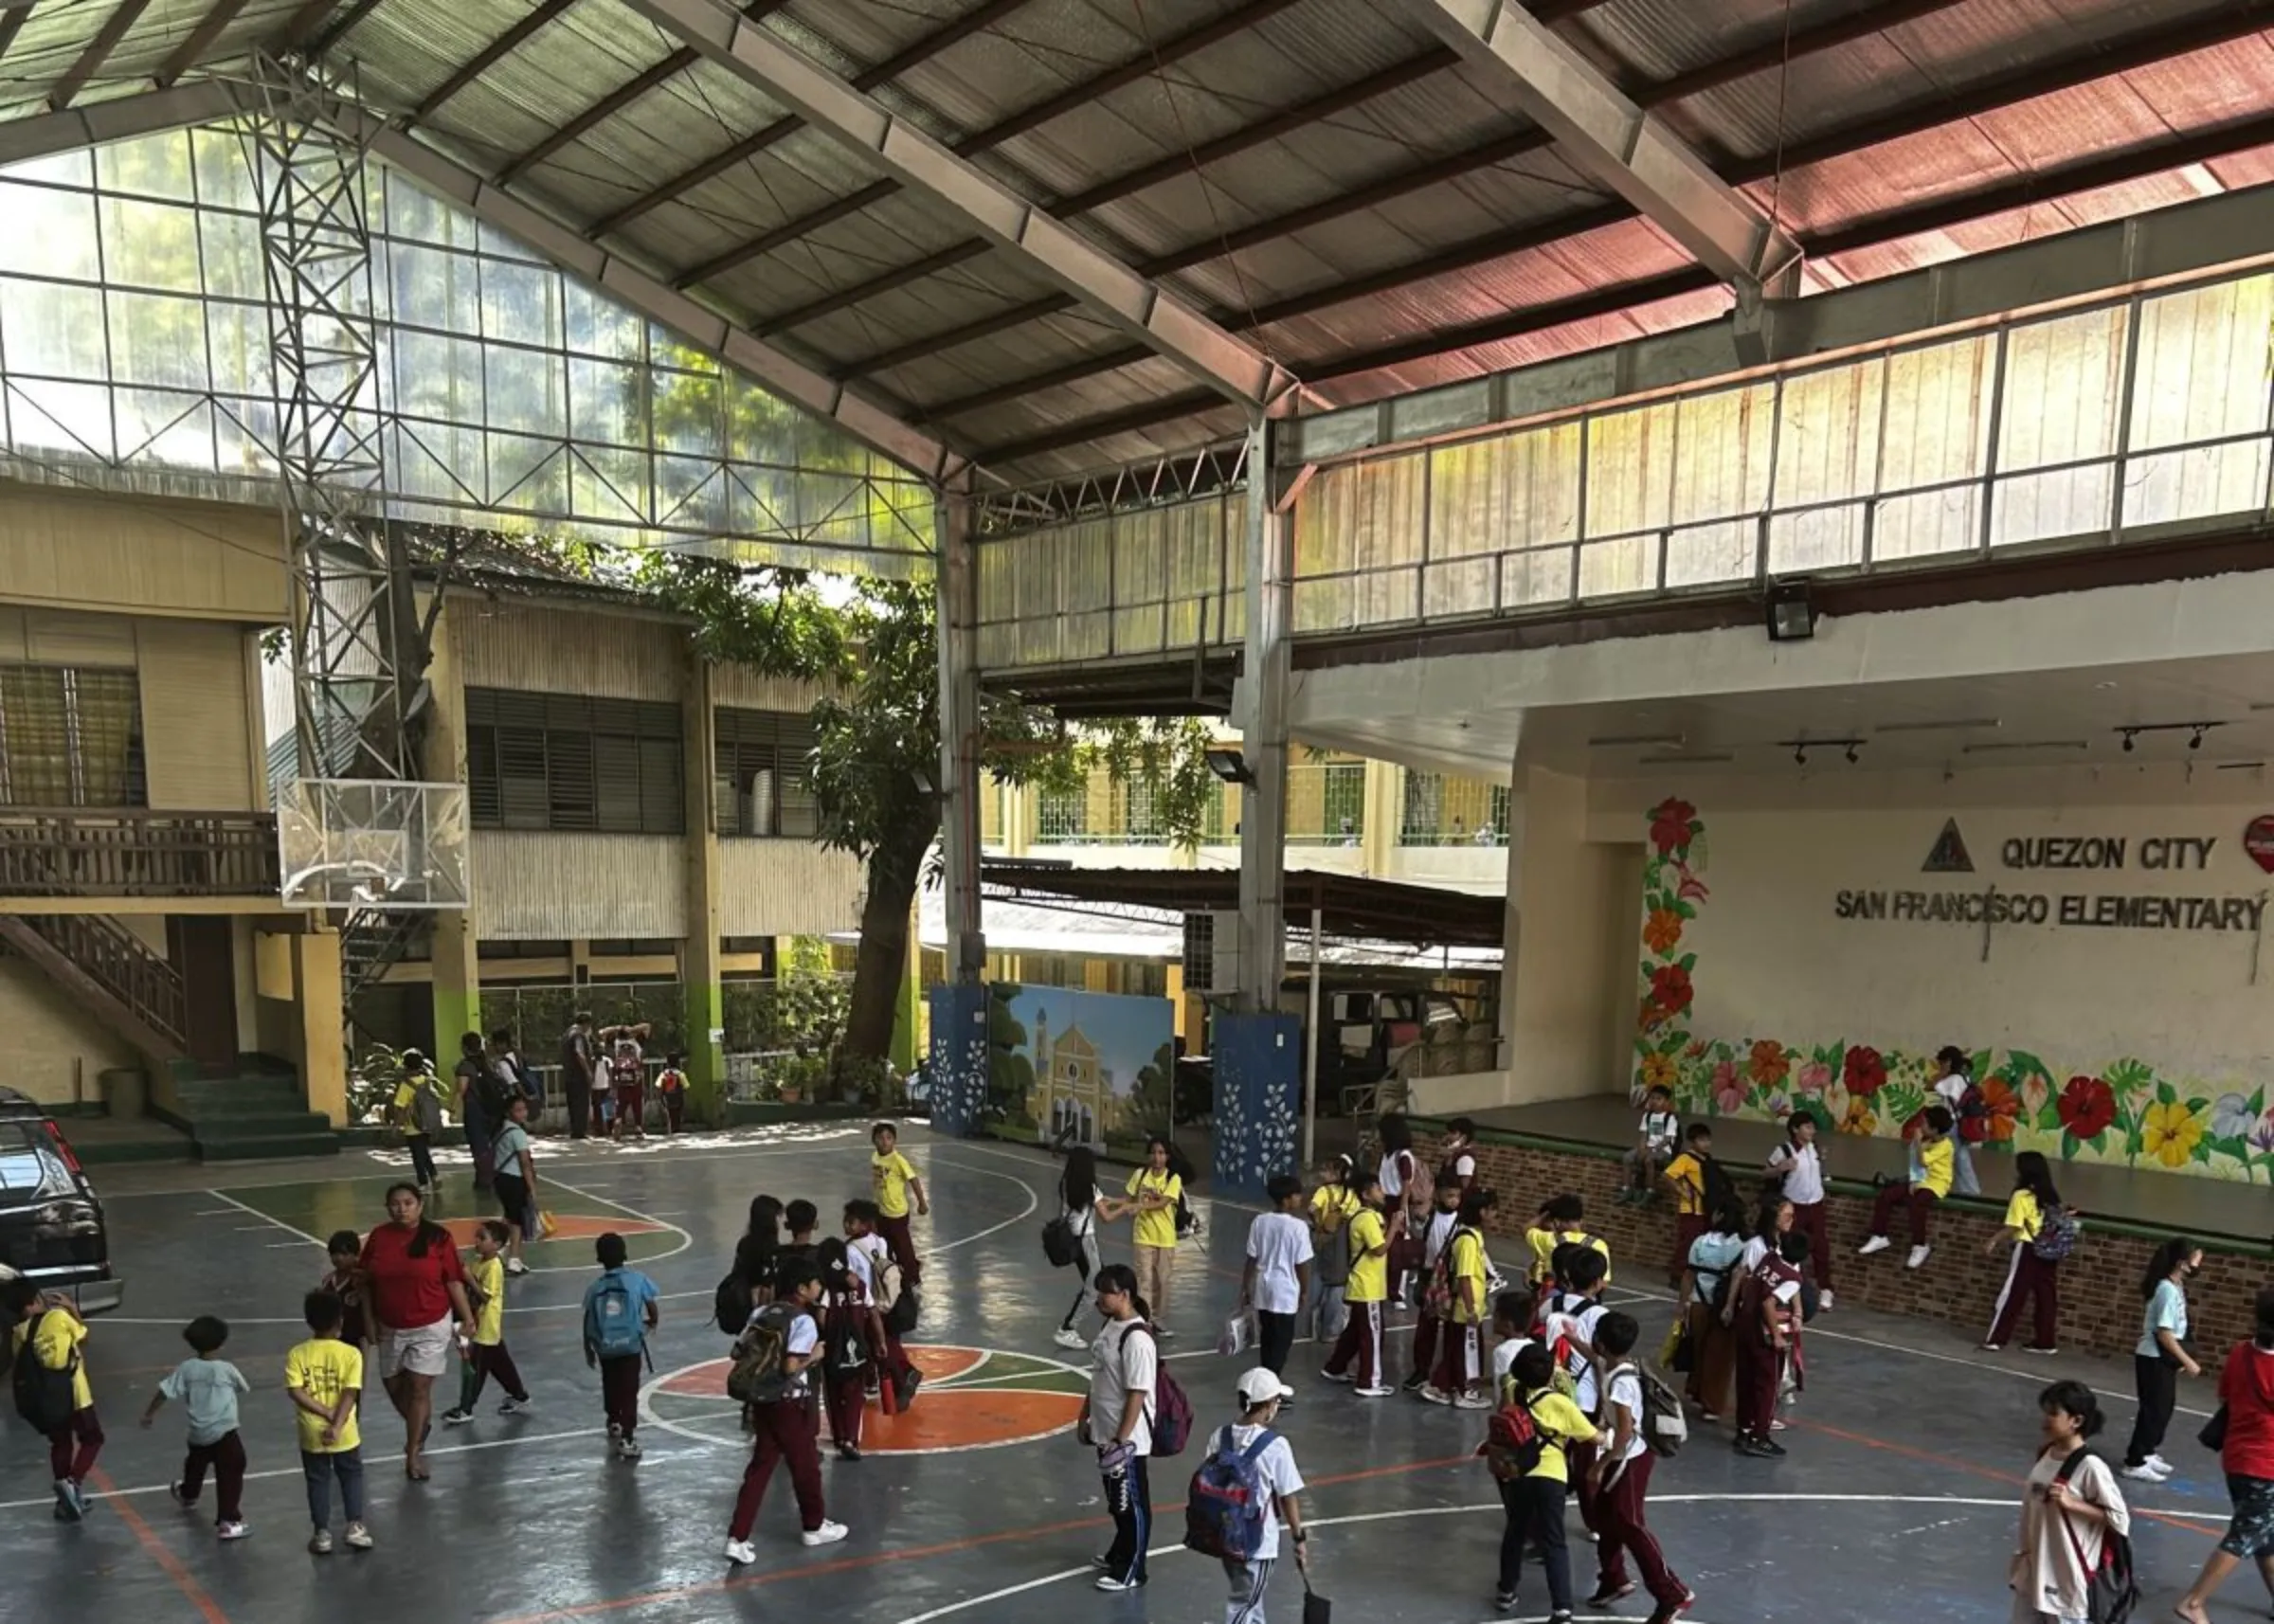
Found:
[2056,1076,2118,1142]
[1839,1044,1886,1099]
[1838,1094,1878,1137]
[1642,909,1684,956]
[1976,1075,2020,1143]
[1649,964,1693,1018]
[1795,1061,1832,1097]
[1639,1052,1678,1092]
[2211,1092,2257,1141]
[1711,1060,1744,1115]
[1747,1039,1789,1089]
[2141,1099,2205,1169]
[1650,799,1698,855]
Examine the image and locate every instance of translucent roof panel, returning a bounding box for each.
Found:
[0,127,933,575]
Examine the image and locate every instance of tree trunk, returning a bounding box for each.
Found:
[839,821,931,1074]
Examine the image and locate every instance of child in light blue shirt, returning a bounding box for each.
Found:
[140,1315,252,1540]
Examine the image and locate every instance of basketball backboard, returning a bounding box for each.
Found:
[277,778,470,910]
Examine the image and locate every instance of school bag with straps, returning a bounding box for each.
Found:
[10,1310,79,1434]
[1605,1360,1689,1457]
[2050,1448,2141,1624]
[586,1272,649,1363]
[1124,1323,1194,1456]
[713,1270,754,1337]
[726,1301,802,1405]
[1420,1224,1480,1321]
[866,1243,921,1335]
[1477,1394,1547,1482]
[2033,1202,2083,1263]
[1182,1426,1283,1560]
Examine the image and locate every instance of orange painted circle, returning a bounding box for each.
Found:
[822,1387,1082,1453]
[659,1344,984,1398]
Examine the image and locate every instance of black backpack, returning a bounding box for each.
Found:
[713,1271,755,1337]
[11,1311,79,1434]
[477,1060,518,1123]
[2051,1448,2141,1624]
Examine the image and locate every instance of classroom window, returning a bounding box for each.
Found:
[713,708,820,838]
[0,664,145,807]
[464,688,683,834]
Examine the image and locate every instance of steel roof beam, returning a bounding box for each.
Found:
[596,0,1038,235]
[0,1,33,65]
[154,0,252,85]
[1397,0,1803,293]
[48,0,154,110]
[620,0,1295,413]
[413,0,580,121]
[304,0,382,58]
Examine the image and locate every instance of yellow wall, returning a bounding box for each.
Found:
[0,484,285,621]
[0,954,140,1104]
[135,618,260,808]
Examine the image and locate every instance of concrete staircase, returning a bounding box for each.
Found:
[153,1060,342,1163]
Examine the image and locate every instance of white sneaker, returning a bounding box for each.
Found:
[2121,1463,2167,1482]
[506,1259,529,1276]
[217,1520,250,1541]
[343,1523,373,1551]
[1094,1575,1144,1592]
[1454,1392,1492,1411]
[1053,1328,1087,1350]
[1356,1385,1396,1398]
[308,1529,334,1555]
[1418,1385,1453,1406]
[1818,1290,1834,1311]
[1856,1236,1891,1256]
[499,1397,532,1416]
[2147,1453,2175,1475]
[619,1436,643,1460]
[1905,1244,1932,1269]
[723,1538,758,1566]
[802,1520,849,1547]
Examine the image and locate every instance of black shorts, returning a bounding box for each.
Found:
[494,1174,533,1233]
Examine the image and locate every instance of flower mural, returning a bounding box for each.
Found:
[1632,799,2245,1184]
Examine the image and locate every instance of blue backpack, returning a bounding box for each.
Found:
[1182,1426,1280,1561]
[586,1272,648,1362]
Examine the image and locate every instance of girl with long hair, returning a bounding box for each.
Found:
[1377,1113,1429,1307]
[1308,1154,1362,1346]
[1682,1200,1748,1423]
[1079,1263,1159,1592]
[1125,1136,1183,1337]
[733,1195,785,1308]
[2122,1236,2202,1479]
[1053,1148,1125,1350]
[1982,1151,2073,1354]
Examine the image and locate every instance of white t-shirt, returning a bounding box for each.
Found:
[1420,1209,1459,1270]
[1935,1074,1970,1117]
[1770,1141,1825,1205]
[1543,1295,1608,1411]
[1490,1333,1533,1390]
[1209,1424,1307,1560]
[1640,1110,1680,1154]
[1447,1150,1477,1182]
[1064,1191,1110,1240]
[1603,1365,1650,1464]
[1245,1213,1315,1315]
[847,1234,892,1296]
[1379,1149,1415,1200]
[1089,1320,1158,1456]
[1741,1235,1774,1272]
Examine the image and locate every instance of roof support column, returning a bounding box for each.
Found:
[1236,417,1301,1013]
[936,480,984,984]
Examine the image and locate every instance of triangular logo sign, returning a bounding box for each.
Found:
[1922,818,1974,874]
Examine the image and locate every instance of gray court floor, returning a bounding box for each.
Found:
[1,1125,2253,1624]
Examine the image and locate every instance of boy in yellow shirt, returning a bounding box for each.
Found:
[444,1220,532,1425]
[1488,1340,1599,1615]
[1858,1103,1956,1269]
[4,1279,101,1521]
[870,1122,929,1288]
[1321,1173,1394,1397]
[287,1289,370,1554]
[1424,1188,1494,1410]
[1525,1193,1613,1288]
[1308,1157,1362,1344]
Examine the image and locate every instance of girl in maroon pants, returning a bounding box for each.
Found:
[1733,1237,1802,1457]
[1982,1151,2073,1353]
[1589,1311,1693,1624]
[724,1260,846,1563]
[815,1240,871,1460]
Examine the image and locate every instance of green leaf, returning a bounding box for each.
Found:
[2187,1097,2211,1117]
[1673,902,1696,920]
[2251,1087,2265,1116]
[1677,953,1697,972]
[2062,1129,2079,1159]
[2155,1079,2177,1108]
[2035,1102,2064,1134]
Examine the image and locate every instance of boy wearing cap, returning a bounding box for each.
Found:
[1209,1369,1310,1624]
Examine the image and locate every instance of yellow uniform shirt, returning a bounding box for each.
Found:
[1127,1169,1183,1251]
[12,1309,91,1412]
[1663,1151,1705,1217]
[1345,1208,1390,1304]
[1525,1226,1613,1286]
[1521,1389,1599,1482]
[391,1077,426,1139]
[285,1337,364,1454]
[1918,1136,1955,1200]
[2003,1188,2042,1241]
[468,1254,506,1346]
[1309,1183,1360,1234]
[1449,1229,1489,1325]
[872,1150,918,1219]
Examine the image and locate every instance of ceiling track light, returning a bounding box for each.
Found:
[2112,719,2227,754]
[1780,736,1864,767]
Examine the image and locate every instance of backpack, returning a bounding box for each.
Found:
[1479,1396,1546,1482]
[585,1272,648,1362]
[713,1271,755,1337]
[864,1242,918,1333]
[1606,1361,1689,1458]
[476,1061,516,1124]
[727,1302,800,1405]
[1421,1225,1478,1322]
[1124,1324,1194,1456]
[11,1311,79,1434]
[2051,1448,2142,1624]
[1042,1216,1078,1270]
[2033,1203,2083,1263]
[1529,1292,1586,1400]
[1182,1427,1281,1560]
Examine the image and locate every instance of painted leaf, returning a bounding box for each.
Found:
[2062,1129,2080,1160]
[1674,902,1696,920]
[2155,1079,2177,1108]
[1678,953,1697,972]
[2187,1097,2211,1117]
[2252,1088,2266,1116]
[2035,1102,2064,1133]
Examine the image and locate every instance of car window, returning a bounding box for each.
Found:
[0,1123,71,1200]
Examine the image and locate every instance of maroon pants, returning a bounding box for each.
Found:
[1986,1245,2060,1349]
[180,1429,245,1523]
[1566,1437,1600,1533]
[1324,1300,1384,1388]
[730,1398,826,1538]
[1669,1214,1705,1288]
[1868,1182,1940,1245]
[1596,1449,1684,1604]
[1732,1333,1782,1441]
[824,1369,866,1450]
[661,1091,685,1132]
[600,1354,642,1438]
[1431,1322,1482,1396]
[49,1405,102,1483]
[878,1214,922,1288]
[1411,1314,1440,1384]
[467,1340,530,1404]
[1790,1201,1833,1288]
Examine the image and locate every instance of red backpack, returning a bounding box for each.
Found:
[1125,1324,1194,1456]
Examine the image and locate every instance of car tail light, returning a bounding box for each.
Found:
[43,1120,83,1176]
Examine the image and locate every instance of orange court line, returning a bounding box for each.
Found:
[484,1452,1474,1624]
[90,1467,232,1624]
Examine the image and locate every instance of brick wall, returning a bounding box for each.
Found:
[1426,1128,2269,1362]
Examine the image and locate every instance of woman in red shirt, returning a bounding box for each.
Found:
[361,1182,476,1481]
[2177,1285,2274,1623]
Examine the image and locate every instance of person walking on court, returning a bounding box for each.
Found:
[443,1220,532,1425]
[1240,1175,1313,1387]
[560,1012,598,1141]
[2122,1236,2201,1481]
[454,1031,499,1194]
[1590,1310,1692,1623]
[490,1093,542,1275]
[1083,1262,1162,1593]
[2176,1285,2274,1624]
[1321,1173,1393,1398]
[2012,1380,2129,1624]
[359,1182,475,1482]
[723,1256,845,1561]
[1982,1151,2070,1354]
[388,1051,443,1196]
[1053,1147,1123,1351]
[1489,1339,1597,1618]
[1308,1155,1362,1347]
[582,1231,660,1459]
[287,1290,370,1553]
[1764,1112,1832,1309]
[1126,1135,1184,1337]
[1428,1187,1493,1410]
[870,1121,929,1288]
[1195,1368,1309,1624]
[141,1314,251,1541]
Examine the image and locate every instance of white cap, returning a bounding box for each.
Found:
[1236,1368,1294,1408]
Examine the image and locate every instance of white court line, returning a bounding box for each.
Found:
[204,1186,327,1250]
[514,1174,693,1275]
[925,1153,1038,1253]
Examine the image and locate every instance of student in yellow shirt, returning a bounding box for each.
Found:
[1982,1151,2073,1353]
[1126,1136,1184,1337]
[1526,1193,1612,1288]
[1660,1124,1713,1289]
[390,1051,442,1195]
[1321,1173,1394,1397]
[4,1279,101,1521]
[870,1122,929,1288]
[1488,1340,1599,1615]
[442,1220,532,1425]
[1424,1189,1495,1410]
[288,1289,370,1554]
[1859,1104,1957,1269]
[1308,1156,1362,1344]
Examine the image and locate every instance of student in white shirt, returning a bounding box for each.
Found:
[1489,1288,1536,1403]
[1054,1148,1127,1351]
[1081,1263,1160,1594]
[1208,1368,1310,1624]
[723,1259,844,1562]
[1404,1172,1464,1394]
[1930,1044,1983,1196]
[1588,1312,1689,1618]
[1240,1177,1314,1389]
[1544,1247,1611,1537]
[1765,1113,1833,1311]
